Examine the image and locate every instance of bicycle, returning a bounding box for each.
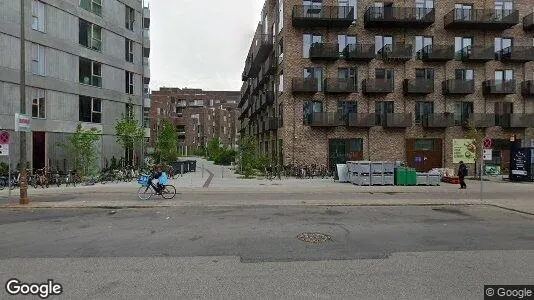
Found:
[137,174,176,200]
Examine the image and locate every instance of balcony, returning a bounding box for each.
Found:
[264,118,279,132]
[292,78,320,93]
[309,43,339,61]
[385,113,412,128]
[348,113,375,127]
[310,112,341,127]
[496,46,534,63]
[364,6,435,29]
[143,97,151,108]
[482,80,516,95]
[525,13,534,31]
[243,55,253,79]
[403,79,434,95]
[362,79,393,94]
[252,34,273,70]
[263,55,276,77]
[522,80,534,96]
[343,44,375,61]
[442,79,474,95]
[377,44,412,61]
[462,114,496,128]
[444,8,519,30]
[420,45,454,62]
[292,5,354,28]
[260,91,274,108]
[324,78,357,93]
[498,114,534,128]
[456,46,494,62]
[422,113,455,128]
[143,29,150,48]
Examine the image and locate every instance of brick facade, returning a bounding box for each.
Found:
[239,0,534,174]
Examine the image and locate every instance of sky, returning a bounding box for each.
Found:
[149,0,264,92]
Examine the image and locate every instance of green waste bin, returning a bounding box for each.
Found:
[395,167,407,186]
[406,168,417,186]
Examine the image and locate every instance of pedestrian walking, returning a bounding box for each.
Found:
[458,161,468,189]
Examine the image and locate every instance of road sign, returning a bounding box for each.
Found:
[15,113,31,132]
[483,137,492,148]
[0,131,9,143]
[0,144,8,156]
[483,149,492,161]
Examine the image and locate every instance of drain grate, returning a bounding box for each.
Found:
[297,232,333,244]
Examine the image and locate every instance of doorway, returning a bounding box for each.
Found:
[329,139,363,171]
[32,131,46,171]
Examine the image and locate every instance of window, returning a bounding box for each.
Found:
[415,36,433,59]
[375,101,394,126]
[415,102,434,124]
[495,102,513,126]
[143,107,150,128]
[79,96,101,123]
[31,43,45,76]
[125,39,134,62]
[416,68,434,80]
[414,139,435,151]
[31,89,46,119]
[79,20,102,51]
[375,68,393,82]
[494,0,514,20]
[31,0,45,32]
[338,101,357,122]
[304,67,323,91]
[495,37,513,58]
[454,101,474,125]
[277,0,283,33]
[125,103,134,118]
[454,4,472,21]
[125,71,134,94]
[303,0,323,18]
[79,58,102,87]
[80,0,102,16]
[455,69,474,80]
[278,39,284,62]
[415,0,434,19]
[338,35,356,55]
[126,6,135,30]
[454,37,472,59]
[375,35,392,54]
[495,69,514,81]
[338,68,357,88]
[278,74,284,92]
[303,34,322,58]
[303,100,323,125]
[338,0,357,20]
[143,47,150,58]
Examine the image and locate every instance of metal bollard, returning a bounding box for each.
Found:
[202,164,204,178]
[181,164,183,177]
[222,166,224,178]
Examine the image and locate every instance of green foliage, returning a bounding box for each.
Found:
[190,147,207,157]
[115,101,145,164]
[206,137,236,166]
[60,123,101,177]
[0,162,8,176]
[154,119,178,164]
[237,136,269,178]
[464,119,485,176]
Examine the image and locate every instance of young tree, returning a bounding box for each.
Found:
[154,119,178,164]
[60,123,101,177]
[237,135,268,178]
[207,137,222,161]
[115,102,145,166]
[464,119,485,177]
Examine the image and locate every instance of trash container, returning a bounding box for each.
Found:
[395,167,407,186]
[188,160,197,172]
[407,168,417,186]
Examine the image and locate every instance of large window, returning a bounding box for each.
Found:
[375,101,394,126]
[80,0,102,16]
[375,68,393,81]
[277,0,283,33]
[415,36,433,59]
[303,100,323,125]
[375,35,392,54]
[495,102,513,126]
[338,101,357,122]
[304,67,323,91]
[415,0,434,19]
[455,69,474,80]
[31,0,45,32]
[495,37,513,58]
[79,19,102,52]
[79,58,102,87]
[338,35,356,55]
[415,102,434,125]
[125,71,134,94]
[125,39,134,62]
[454,37,472,59]
[454,4,472,21]
[125,6,135,30]
[454,101,474,125]
[338,0,357,20]
[494,0,514,20]
[79,96,101,123]
[31,43,45,76]
[303,34,322,58]
[31,89,46,119]
[416,68,434,80]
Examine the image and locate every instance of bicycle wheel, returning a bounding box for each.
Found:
[138,185,155,200]
[161,185,176,199]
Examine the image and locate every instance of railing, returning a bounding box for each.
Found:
[496,46,534,62]
[310,112,342,127]
[292,5,354,27]
[444,8,519,29]
[524,13,534,30]
[521,80,534,96]
[462,114,496,128]
[385,113,412,128]
[422,113,455,128]
[364,6,435,28]
[456,45,494,62]
[348,113,375,127]
[324,78,357,93]
[482,80,516,94]
[310,43,339,60]
[420,45,454,61]
[442,79,475,94]
[403,79,434,94]
[343,44,375,61]
[377,44,412,61]
[292,78,320,93]
[362,79,394,93]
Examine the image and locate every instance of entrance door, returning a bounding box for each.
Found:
[32,132,46,171]
[406,138,443,172]
[329,139,363,171]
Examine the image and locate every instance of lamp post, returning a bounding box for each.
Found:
[19,0,29,204]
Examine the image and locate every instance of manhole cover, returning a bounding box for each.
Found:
[296,232,332,244]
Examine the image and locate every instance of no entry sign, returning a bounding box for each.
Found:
[0,131,9,144]
[483,138,492,148]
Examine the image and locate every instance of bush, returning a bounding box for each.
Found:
[0,162,8,176]
[214,149,236,166]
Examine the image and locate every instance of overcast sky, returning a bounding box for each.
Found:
[149,0,264,92]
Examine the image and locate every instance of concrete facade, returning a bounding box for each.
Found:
[0,0,151,171]
[150,88,240,155]
[239,0,534,173]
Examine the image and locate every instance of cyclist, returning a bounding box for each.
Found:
[151,165,164,195]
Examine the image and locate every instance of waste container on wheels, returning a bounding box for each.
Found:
[188,160,197,172]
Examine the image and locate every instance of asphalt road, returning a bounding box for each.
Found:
[0,205,533,299]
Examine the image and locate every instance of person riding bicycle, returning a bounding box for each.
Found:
[151,165,164,194]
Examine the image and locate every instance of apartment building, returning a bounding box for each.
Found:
[0,0,151,171]
[239,0,534,174]
[150,88,239,155]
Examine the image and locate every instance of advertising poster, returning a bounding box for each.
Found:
[453,139,476,163]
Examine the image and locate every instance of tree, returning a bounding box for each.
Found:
[115,102,145,166]
[237,135,268,178]
[464,119,485,177]
[153,119,178,164]
[60,123,101,177]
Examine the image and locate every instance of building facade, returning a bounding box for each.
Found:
[0,0,151,171]
[150,88,239,155]
[239,0,534,174]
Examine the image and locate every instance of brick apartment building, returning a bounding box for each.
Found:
[239,0,534,174]
[150,88,239,155]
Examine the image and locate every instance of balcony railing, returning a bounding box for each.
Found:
[422,113,455,128]
[524,13,534,31]
[362,79,394,94]
[497,114,534,128]
[482,80,516,95]
[377,44,412,61]
[403,79,434,94]
[324,78,357,93]
[252,34,273,68]
[364,6,435,29]
[420,45,454,62]
[292,78,320,93]
[310,112,342,127]
[496,46,534,63]
[385,113,412,128]
[264,117,279,132]
[348,113,375,127]
[444,8,519,30]
[292,5,354,28]
[461,114,496,128]
[263,55,276,77]
[521,80,534,96]
[442,79,475,94]
[343,44,375,61]
[456,46,494,62]
[310,43,339,61]
[260,91,275,108]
